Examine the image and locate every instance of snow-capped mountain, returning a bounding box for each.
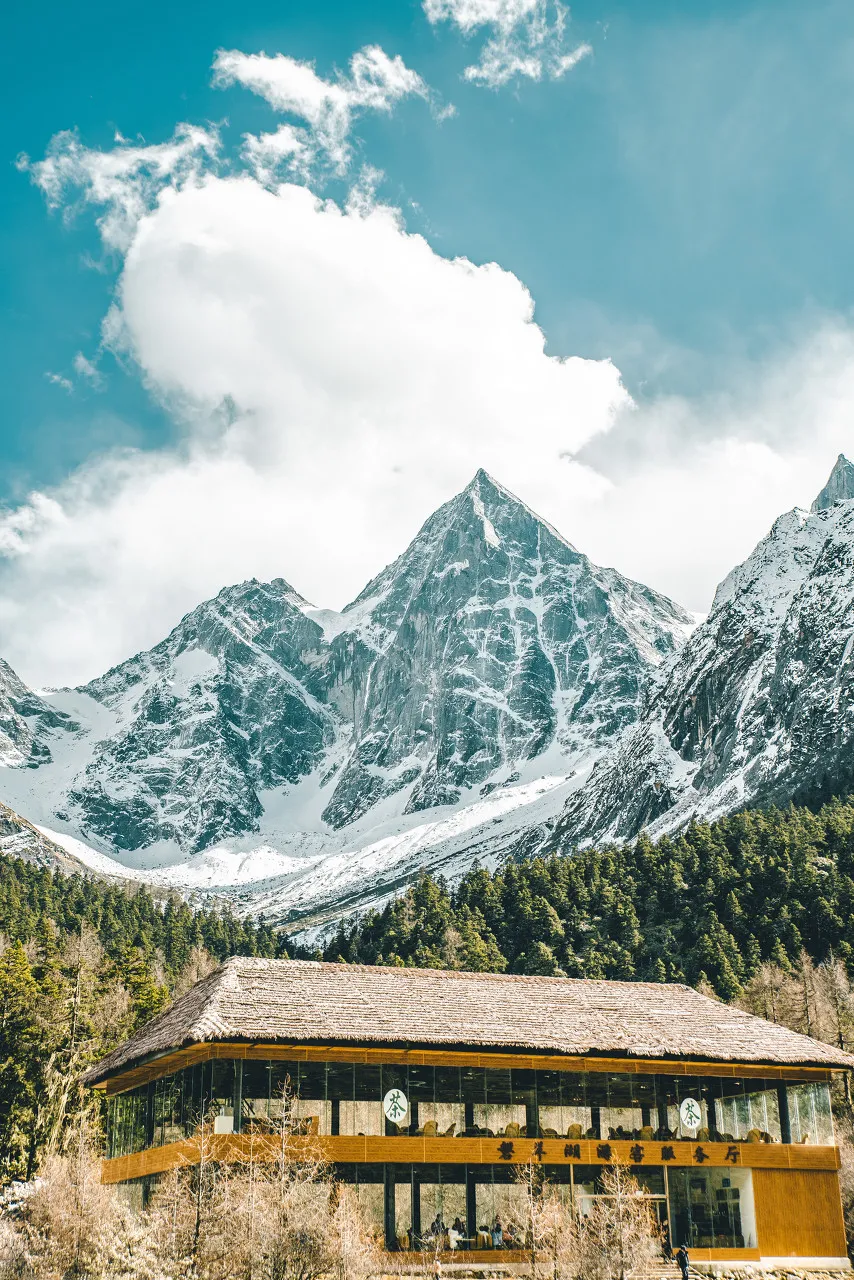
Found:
[321,470,692,828]
[0,471,692,924]
[0,658,73,767]
[550,454,854,848]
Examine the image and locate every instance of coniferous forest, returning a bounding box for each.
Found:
[3,799,854,1184]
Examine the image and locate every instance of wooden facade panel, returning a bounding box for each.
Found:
[98,1040,835,1095]
[101,1135,840,1184]
[754,1169,847,1259]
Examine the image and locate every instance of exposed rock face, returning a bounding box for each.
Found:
[811,453,854,512]
[0,471,691,862]
[551,456,854,848]
[0,800,96,874]
[67,579,336,851]
[0,659,72,767]
[321,470,693,827]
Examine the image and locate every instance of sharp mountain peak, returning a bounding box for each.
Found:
[811,452,854,513]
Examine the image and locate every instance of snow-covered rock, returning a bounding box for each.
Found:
[551,455,854,848]
[321,470,693,828]
[0,659,73,767]
[0,470,692,923]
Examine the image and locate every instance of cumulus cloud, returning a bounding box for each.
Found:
[11,50,854,691]
[561,320,854,613]
[213,45,430,175]
[20,125,218,251]
[423,0,591,87]
[4,129,626,686]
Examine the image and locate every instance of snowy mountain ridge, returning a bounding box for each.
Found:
[549,454,854,850]
[0,470,692,926]
[7,456,854,934]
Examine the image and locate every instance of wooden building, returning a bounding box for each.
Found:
[85,957,854,1268]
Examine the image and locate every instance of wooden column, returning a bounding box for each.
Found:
[411,1167,421,1245]
[776,1084,791,1145]
[466,1167,477,1237]
[384,1165,396,1250]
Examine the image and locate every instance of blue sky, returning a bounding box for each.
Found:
[3,0,854,683]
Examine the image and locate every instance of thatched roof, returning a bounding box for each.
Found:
[83,957,854,1085]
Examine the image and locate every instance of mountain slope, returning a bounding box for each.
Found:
[321,470,692,827]
[63,578,336,853]
[0,659,73,767]
[551,455,854,847]
[0,471,692,920]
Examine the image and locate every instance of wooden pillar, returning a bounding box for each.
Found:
[384,1165,397,1250]
[145,1081,155,1148]
[590,1105,602,1139]
[466,1167,477,1238]
[464,1101,474,1132]
[331,1099,340,1135]
[777,1083,792,1144]
[411,1167,421,1247]
[233,1061,243,1134]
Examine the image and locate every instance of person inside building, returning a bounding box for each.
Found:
[492,1216,504,1248]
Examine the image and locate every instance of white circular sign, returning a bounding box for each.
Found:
[679,1098,702,1131]
[383,1088,409,1124]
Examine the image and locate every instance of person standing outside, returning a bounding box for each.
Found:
[675,1243,690,1280]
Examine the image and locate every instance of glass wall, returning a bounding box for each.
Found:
[334,1163,670,1252]
[667,1168,756,1250]
[788,1081,834,1145]
[105,1058,835,1159]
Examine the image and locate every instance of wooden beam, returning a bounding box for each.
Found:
[98,1041,836,1096]
[100,1134,841,1184]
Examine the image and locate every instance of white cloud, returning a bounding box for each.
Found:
[423,0,591,87]
[2,134,627,686]
[213,45,429,175]
[44,371,73,393]
[20,125,218,252]
[12,76,854,691]
[73,352,104,388]
[241,124,308,183]
[559,321,854,613]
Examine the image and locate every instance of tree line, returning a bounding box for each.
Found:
[321,799,854,1003]
[3,799,854,1183]
[0,861,290,1182]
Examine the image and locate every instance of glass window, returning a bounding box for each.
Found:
[327,1062,354,1136]
[347,1064,382,1136]
[717,1079,782,1143]
[242,1061,271,1129]
[210,1060,236,1132]
[153,1073,183,1146]
[460,1066,486,1135]
[473,1165,528,1248]
[269,1060,300,1120]
[107,1084,149,1157]
[484,1068,525,1138]
[605,1074,644,1139]
[788,1081,834,1146]
[432,1068,463,1138]
[511,1069,537,1136]
[408,1065,435,1136]
[629,1074,659,1137]
[667,1168,756,1250]
[296,1063,330,1135]
[585,1073,608,1140]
